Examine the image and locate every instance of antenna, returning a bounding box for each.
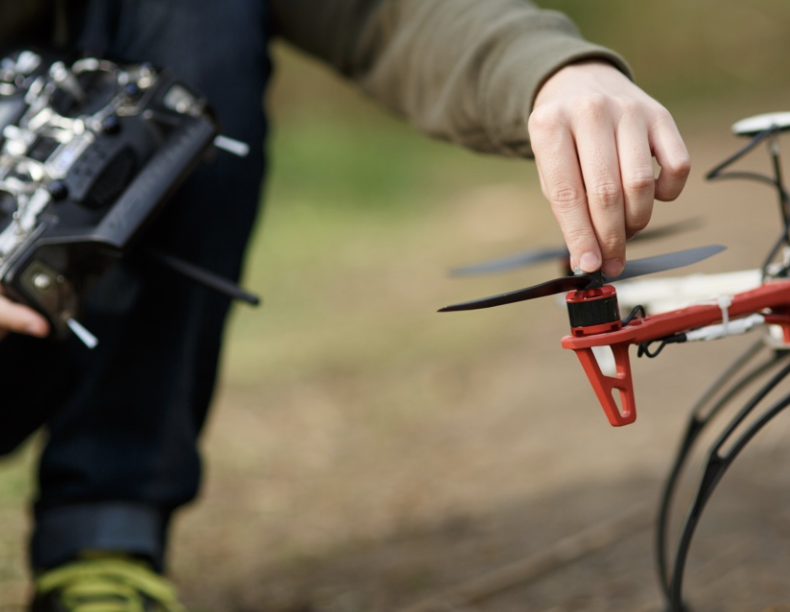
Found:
[141,246,261,305]
[66,317,98,349]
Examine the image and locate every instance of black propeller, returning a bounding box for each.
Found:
[449,218,704,277]
[439,244,726,312]
[450,245,569,276]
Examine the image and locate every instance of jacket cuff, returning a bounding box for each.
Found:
[477,14,632,157]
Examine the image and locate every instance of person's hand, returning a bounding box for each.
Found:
[528,60,690,276]
[0,290,49,341]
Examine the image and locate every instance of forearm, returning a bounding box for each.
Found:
[271,0,630,157]
[271,0,690,276]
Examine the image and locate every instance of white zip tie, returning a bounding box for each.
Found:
[692,294,734,330]
[717,295,733,335]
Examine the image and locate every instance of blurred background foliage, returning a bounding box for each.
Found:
[544,0,790,104]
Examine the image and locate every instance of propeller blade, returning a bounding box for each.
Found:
[631,217,703,242]
[438,274,592,312]
[439,244,726,313]
[449,246,569,276]
[604,244,726,283]
[449,219,704,276]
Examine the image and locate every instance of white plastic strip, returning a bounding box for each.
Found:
[685,314,765,342]
[611,270,762,314]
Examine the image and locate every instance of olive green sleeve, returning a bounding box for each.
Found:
[270,0,631,157]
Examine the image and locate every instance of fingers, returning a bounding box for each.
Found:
[617,109,656,240]
[574,104,626,276]
[531,114,600,273]
[0,293,49,340]
[650,108,691,202]
[529,62,690,274]
[531,100,631,275]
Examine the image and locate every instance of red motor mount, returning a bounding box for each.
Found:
[565,285,636,426]
[561,280,790,428]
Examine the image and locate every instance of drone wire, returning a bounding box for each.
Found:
[636,333,687,359]
[667,359,790,611]
[621,304,646,327]
[654,341,786,604]
[636,341,665,359]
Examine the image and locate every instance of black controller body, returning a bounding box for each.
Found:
[0,50,219,339]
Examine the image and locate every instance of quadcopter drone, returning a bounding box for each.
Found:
[441,112,790,428]
[0,49,258,348]
[442,110,790,611]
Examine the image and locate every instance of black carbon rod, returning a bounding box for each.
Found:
[655,341,786,601]
[666,360,790,611]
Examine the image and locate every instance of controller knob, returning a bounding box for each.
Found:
[50,61,85,103]
[100,115,121,134]
[46,180,69,201]
[123,83,140,97]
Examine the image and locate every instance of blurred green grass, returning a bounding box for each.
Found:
[223,86,545,386]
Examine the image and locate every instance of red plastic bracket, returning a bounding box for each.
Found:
[573,343,636,426]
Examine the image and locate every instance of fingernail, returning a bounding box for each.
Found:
[603,259,624,277]
[579,252,600,272]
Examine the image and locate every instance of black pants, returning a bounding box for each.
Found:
[0,0,271,570]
